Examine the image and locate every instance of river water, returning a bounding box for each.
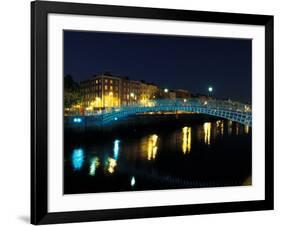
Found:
[64,114,252,194]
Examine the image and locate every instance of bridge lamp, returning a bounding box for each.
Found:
[208,86,213,93]
[73,117,82,123]
[164,88,169,93]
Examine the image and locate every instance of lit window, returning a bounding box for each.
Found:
[95,80,98,84]
[110,80,113,84]
[105,85,108,90]
[110,86,113,90]
[105,79,108,83]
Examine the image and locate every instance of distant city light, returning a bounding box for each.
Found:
[164,88,169,93]
[131,176,136,187]
[208,86,213,92]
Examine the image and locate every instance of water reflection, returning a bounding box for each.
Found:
[131,176,136,187]
[228,120,233,135]
[147,134,158,160]
[203,122,211,145]
[235,123,239,135]
[72,148,85,171]
[65,118,252,194]
[244,125,249,134]
[216,120,224,135]
[89,157,100,176]
[113,139,120,160]
[182,127,191,154]
[107,157,117,174]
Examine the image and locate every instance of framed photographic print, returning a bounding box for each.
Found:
[31,0,274,224]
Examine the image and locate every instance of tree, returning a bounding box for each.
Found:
[64,75,82,109]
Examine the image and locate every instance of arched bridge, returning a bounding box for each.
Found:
[67,99,252,128]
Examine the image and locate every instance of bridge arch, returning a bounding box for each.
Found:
[94,99,252,127]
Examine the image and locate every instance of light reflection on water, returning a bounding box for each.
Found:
[216,120,224,135]
[147,134,158,160]
[70,120,250,173]
[228,120,233,135]
[67,119,251,193]
[203,122,211,145]
[71,148,85,170]
[245,125,249,134]
[139,134,158,161]
[113,139,120,160]
[107,157,117,174]
[89,157,100,176]
[182,127,191,154]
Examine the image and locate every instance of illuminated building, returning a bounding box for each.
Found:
[81,72,158,109]
[157,88,177,99]
[168,90,176,99]
[140,82,158,105]
[80,72,121,109]
[127,80,141,105]
[157,88,188,100]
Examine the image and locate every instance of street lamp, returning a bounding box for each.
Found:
[208,86,213,93]
[164,88,169,93]
[130,92,135,105]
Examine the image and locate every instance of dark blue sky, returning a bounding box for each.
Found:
[64,30,252,103]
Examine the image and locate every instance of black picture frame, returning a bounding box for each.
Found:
[31,0,274,224]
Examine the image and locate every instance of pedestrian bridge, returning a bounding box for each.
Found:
[66,98,252,128]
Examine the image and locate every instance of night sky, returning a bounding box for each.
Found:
[64,30,252,103]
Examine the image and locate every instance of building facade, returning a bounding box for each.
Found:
[175,89,190,99]
[81,73,158,109]
[80,73,121,109]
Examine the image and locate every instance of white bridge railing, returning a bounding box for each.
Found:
[67,98,252,127]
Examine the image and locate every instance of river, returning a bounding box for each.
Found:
[64,114,252,194]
